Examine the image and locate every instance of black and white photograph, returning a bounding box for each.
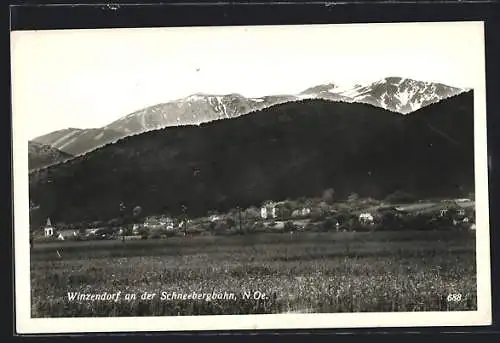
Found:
[11,21,491,333]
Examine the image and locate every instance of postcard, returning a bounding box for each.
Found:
[11,21,491,333]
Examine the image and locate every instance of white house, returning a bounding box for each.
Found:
[261,202,277,219]
[165,219,175,230]
[291,207,311,217]
[143,215,174,230]
[359,213,374,224]
[301,207,311,216]
[132,223,142,235]
[44,218,54,237]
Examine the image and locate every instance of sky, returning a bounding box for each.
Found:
[11,21,485,140]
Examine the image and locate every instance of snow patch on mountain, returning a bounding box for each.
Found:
[34,76,469,157]
[304,77,467,114]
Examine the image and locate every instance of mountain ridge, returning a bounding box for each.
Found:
[28,90,474,226]
[30,77,468,157]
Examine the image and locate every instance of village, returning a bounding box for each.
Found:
[31,193,476,245]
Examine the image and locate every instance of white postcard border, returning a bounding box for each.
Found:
[12,21,492,334]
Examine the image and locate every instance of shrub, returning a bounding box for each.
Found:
[385,191,415,204]
[283,221,296,232]
[226,218,236,228]
[243,207,260,221]
[164,230,177,238]
[276,206,292,220]
[252,221,266,233]
[304,223,321,232]
[148,228,166,239]
[309,209,326,222]
[322,217,338,231]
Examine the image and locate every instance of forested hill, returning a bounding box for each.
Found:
[28,142,73,171]
[28,91,474,226]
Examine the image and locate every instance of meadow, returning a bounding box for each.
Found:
[30,230,477,317]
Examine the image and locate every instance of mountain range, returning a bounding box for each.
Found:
[30,77,467,157]
[300,77,466,113]
[28,90,474,227]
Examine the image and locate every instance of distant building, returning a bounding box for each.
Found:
[359,213,374,224]
[143,215,174,230]
[261,202,277,219]
[132,223,142,235]
[165,219,175,231]
[57,229,77,240]
[301,207,311,216]
[440,204,467,218]
[291,207,311,217]
[44,218,54,237]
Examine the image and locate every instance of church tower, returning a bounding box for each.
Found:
[44,218,54,237]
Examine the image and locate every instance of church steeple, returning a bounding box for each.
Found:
[44,218,54,237]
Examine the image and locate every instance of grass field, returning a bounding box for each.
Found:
[30,230,477,317]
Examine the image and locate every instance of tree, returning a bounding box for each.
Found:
[276,204,292,220]
[236,206,243,233]
[282,200,295,211]
[137,226,149,239]
[132,205,142,218]
[244,206,260,220]
[467,192,475,201]
[318,201,331,215]
[322,188,335,204]
[108,218,122,227]
[29,200,42,230]
[309,208,325,222]
[226,217,236,229]
[347,193,359,203]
